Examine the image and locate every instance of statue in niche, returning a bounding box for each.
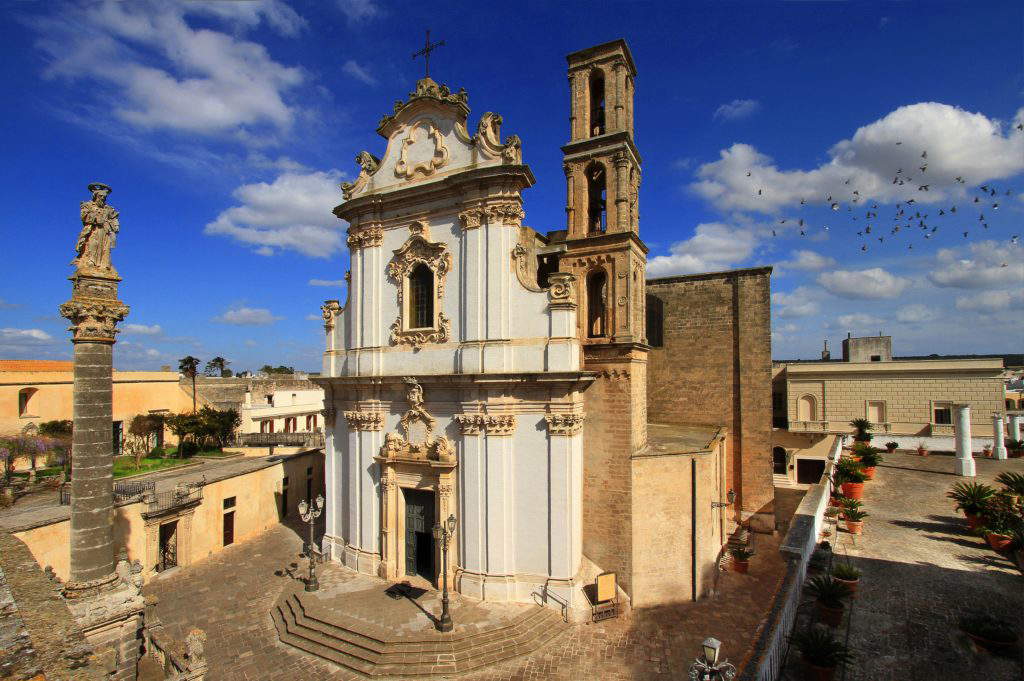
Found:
[73,183,119,272]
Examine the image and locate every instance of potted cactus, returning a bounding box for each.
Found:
[947,481,995,530]
[806,575,852,628]
[831,563,861,597]
[791,625,852,681]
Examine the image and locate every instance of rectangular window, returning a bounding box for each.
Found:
[266,395,273,406]
[933,402,952,425]
[870,355,881,362]
[223,496,236,509]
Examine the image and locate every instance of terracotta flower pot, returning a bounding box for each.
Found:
[817,601,845,627]
[862,466,876,480]
[918,448,929,457]
[804,662,837,681]
[834,577,859,597]
[733,559,749,574]
[841,482,864,500]
[965,513,980,531]
[846,520,864,535]
[986,533,1013,552]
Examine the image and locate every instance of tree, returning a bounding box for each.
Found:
[179,356,200,412]
[204,356,231,378]
[260,364,294,375]
[199,406,241,449]
[126,414,164,469]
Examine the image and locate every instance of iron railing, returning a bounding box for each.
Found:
[58,480,156,506]
[142,483,203,517]
[231,431,324,448]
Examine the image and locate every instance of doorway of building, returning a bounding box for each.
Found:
[797,459,826,484]
[158,520,178,571]
[112,421,123,456]
[223,511,235,546]
[403,488,435,580]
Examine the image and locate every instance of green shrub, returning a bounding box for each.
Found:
[806,575,852,608]
[947,481,996,515]
[831,563,861,581]
[791,626,853,668]
[885,441,899,451]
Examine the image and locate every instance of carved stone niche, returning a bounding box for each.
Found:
[387,223,452,347]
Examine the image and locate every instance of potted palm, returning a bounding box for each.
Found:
[947,481,995,530]
[844,508,868,535]
[995,471,1024,504]
[729,546,754,573]
[840,498,863,522]
[1006,439,1024,458]
[831,563,861,597]
[885,441,898,453]
[806,575,852,627]
[790,626,852,681]
[959,613,1020,652]
[849,418,873,443]
[836,459,867,500]
[856,447,883,480]
[977,494,1022,552]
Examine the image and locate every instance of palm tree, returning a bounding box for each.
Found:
[179,356,200,412]
[849,418,873,442]
[205,356,230,377]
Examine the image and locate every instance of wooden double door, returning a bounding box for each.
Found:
[403,488,435,580]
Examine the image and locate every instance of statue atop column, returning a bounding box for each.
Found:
[73,183,119,274]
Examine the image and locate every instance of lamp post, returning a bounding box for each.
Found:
[688,637,737,681]
[432,514,457,632]
[298,494,324,592]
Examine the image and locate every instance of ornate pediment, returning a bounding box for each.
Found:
[377,378,456,464]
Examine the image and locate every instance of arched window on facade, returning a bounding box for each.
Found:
[408,263,434,329]
[586,163,607,233]
[589,70,605,136]
[18,388,37,417]
[797,394,818,422]
[645,294,664,347]
[587,270,608,338]
[772,447,788,475]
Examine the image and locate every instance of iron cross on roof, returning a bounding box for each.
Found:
[412,29,445,79]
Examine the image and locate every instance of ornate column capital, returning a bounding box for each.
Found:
[321,300,341,332]
[59,298,130,344]
[320,405,337,423]
[485,202,524,227]
[458,209,484,231]
[454,413,517,436]
[346,225,383,249]
[344,411,384,431]
[546,272,577,309]
[545,412,586,436]
[454,413,485,435]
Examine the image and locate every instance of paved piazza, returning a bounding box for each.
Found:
[822,452,1024,681]
[142,518,788,680]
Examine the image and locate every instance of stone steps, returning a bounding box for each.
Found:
[271,591,567,677]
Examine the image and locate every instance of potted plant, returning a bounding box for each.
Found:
[844,508,868,535]
[958,613,1020,652]
[830,563,861,597]
[1006,439,1024,458]
[995,471,1024,503]
[982,443,993,458]
[885,441,898,453]
[849,418,873,443]
[790,625,852,681]
[806,575,852,627]
[856,447,883,480]
[977,493,1023,552]
[840,498,863,521]
[836,459,867,500]
[916,441,929,457]
[729,546,754,573]
[947,481,996,530]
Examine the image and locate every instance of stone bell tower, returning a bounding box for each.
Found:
[551,40,649,601]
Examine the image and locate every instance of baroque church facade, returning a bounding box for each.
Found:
[316,40,772,617]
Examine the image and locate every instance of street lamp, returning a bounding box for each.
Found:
[298,494,324,592]
[688,637,736,681]
[432,513,457,632]
[711,489,736,509]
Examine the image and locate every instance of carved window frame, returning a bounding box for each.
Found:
[388,222,452,347]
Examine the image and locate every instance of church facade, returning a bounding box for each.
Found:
[316,40,772,618]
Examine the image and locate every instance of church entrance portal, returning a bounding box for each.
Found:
[403,488,435,580]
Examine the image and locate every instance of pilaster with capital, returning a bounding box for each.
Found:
[344,411,384,431]
[613,152,629,231]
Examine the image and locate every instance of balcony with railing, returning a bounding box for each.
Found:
[231,431,325,448]
[789,420,829,433]
[141,482,203,519]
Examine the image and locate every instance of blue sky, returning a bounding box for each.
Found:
[1,0,1021,371]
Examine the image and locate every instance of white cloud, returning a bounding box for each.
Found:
[342,60,377,86]
[713,99,761,121]
[309,279,345,287]
[305,314,322,321]
[0,298,18,309]
[895,304,937,323]
[927,241,1023,289]
[691,103,1024,213]
[33,2,305,139]
[817,268,911,299]
[205,169,346,257]
[213,307,281,326]
[772,287,821,318]
[337,0,382,22]
[122,323,163,335]
[647,223,757,277]
[780,249,836,271]
[955,289,1024,312]
[837,313,885,331]
[0,328,52,342]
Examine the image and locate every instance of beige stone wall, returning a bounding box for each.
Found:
[646,268,774,530]
[787,366,1005,436]
[13,451,324,582]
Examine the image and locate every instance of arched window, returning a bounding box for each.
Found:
[645,294,664,347]
[797,394,817,422]
[18,388,37,417]
[772,447,788,475]
[408,263,434,329]
[587,270,608,338]
[589,70,606,136]
[586,163,607,233]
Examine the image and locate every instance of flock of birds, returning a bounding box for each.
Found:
[753,131,1022,266]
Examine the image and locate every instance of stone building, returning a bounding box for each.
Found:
[316,39,772,617]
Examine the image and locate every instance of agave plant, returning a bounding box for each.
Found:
[995,471,1024,497]
[806,575,852,608]
[831,563,861,581]
[947,481,996,516]
[791,625,853,668]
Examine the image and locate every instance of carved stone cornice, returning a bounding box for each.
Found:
[321,300,341,332]
[454,413,517,436]
[347,225,383,250]
[545,413,586,436]
[486,202,524,226]
[344,411,384,431]
[59,298,130,343]
[546,272,577,308]
[458,209,484,231]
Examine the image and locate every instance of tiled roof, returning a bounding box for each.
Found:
[0,360,74,372]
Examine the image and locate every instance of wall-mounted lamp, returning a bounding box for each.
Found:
[712,489,736,509]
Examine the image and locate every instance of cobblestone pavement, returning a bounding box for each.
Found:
[825,453,1024,681]
[144,520,788,681]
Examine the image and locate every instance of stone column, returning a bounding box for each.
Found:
[953,404,975,477]
[992,414,1007,460]
[1008,413,1022,442]
[613,153,629,232]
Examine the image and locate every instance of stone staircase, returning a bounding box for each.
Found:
[271,590,567,677]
